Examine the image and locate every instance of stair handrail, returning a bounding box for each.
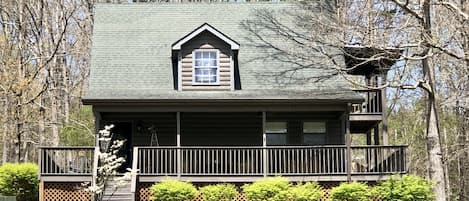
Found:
[91,146,99,200]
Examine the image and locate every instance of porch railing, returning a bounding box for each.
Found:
[352,89,382,114]
[38,145,406,177]
[136,145,407,176]
[39,146,94,175]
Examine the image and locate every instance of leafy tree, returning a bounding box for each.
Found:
[60,105,95,146]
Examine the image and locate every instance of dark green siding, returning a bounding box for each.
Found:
[181,112,262,146]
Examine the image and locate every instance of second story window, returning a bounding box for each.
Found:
[193,50,219,85]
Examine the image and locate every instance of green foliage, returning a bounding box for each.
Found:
[150,179,198,201]
[373,175,434,201]
[59,105,95,146]
[0,163,38,201]
[329,182,372,201]
[290,182,323,201]
[200,183,237,201]
[242,177,291,201]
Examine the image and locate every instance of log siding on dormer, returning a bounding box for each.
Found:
[179,31,233,91]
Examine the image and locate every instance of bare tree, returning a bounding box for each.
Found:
[241,1,468,200]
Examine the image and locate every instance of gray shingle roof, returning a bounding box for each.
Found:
[84,3,363,103]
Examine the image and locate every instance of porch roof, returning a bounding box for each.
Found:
[82,89,364,104]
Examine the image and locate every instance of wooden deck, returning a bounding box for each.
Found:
[39,145,407,183]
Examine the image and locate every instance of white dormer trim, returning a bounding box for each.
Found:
[172,23,240,50]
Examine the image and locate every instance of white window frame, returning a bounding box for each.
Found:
[192,49,220,85]
[302,121,327,145]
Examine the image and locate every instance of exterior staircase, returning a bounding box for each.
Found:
[102,180,133,201]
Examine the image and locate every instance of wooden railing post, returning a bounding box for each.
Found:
[131,147,139,201]
[91,146,99,200]
[346,103,352,182]
[262,112,267,177]
[38,148,42,180]
[177,112,181,178]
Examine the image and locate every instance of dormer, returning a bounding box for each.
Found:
[172,23,239,91]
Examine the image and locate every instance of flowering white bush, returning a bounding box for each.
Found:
[85,125,138,200]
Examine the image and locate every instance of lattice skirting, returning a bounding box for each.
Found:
[137,182,340,201]
[42,182,92,201]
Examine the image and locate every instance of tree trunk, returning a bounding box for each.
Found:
[422,1,446,200]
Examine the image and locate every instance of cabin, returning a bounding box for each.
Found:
[38,2,407,201]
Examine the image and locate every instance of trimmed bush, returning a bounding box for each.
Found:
[373,175,434,201]
[290,182,323,201]
[200,183,237,201]
[150,179,197,201]
[0,163,38,201]
[329,182,372,201]
[242,177,291,201]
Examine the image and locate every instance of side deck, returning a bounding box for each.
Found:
[39,145,407,183]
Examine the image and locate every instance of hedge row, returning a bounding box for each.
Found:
[150,175,434,201]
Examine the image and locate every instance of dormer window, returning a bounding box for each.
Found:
[193,50,219,85]
[173,23,239,91]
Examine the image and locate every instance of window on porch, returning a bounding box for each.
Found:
[266,122,288,145]
[303,121,326,145]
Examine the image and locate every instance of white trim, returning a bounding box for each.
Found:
[172,24,240,50]
[192,49,220,85]
[177,51,182,91]
[230,50,234,91]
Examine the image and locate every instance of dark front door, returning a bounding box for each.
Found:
[108,122,132,173]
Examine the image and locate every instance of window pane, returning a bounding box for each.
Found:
[202,60,209,66]
[203,52,209,58]
[303,122,326,133]
[210,68,217,75]
[266,122,287,133]
[210,59,217,66]
[195,52,202,59]
[210,76,217,82]
[195,76,201,82]
[267,134,287,145]
[195,60,201,66]
[304,134,326,145]
[194,68,201,76]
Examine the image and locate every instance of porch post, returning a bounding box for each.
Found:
[381,73,389,145]
[262,112,267,177]
[130,147,139,201]
[177,112,181,178]
[346,103,352,182]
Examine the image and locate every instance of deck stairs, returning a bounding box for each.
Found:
[101,180,133,201]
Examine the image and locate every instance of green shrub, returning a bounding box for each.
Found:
[373,175,434,201]
[0,163,39,201]
[242,177,291,201]
[329,182,372,201]
[200,183,237,201]
[150,179,197,201]
[290,182,323,201]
